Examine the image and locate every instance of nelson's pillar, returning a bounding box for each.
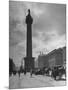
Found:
[24,9,34,72]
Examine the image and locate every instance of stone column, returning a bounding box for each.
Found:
[24,9,34,72]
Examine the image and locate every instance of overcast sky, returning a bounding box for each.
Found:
[9,1,66,66]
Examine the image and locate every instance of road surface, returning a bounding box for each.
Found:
[9,73,66,89]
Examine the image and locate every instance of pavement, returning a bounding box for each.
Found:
[9,73,66,89]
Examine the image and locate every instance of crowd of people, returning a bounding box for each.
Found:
[9,58,66,80]
[34,66,66,80]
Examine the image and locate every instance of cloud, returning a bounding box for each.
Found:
[33,3,66,36]
[9,16,26,47]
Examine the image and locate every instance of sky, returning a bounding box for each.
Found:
[9,1,66,66]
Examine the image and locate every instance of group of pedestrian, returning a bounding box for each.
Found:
[18,68,33,78]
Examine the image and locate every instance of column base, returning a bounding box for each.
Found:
[24,57,34,72]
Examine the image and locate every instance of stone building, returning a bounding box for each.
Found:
[48,48,63,68]
[38,46,66,69]
[38,54,49,69]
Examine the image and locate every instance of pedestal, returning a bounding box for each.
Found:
[24,57,34,72]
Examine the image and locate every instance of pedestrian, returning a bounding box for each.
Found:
[18,70,20,78]
[24,69,26,75]
[30,69,33,77]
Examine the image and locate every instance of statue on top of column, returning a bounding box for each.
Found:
[26,9,33,24]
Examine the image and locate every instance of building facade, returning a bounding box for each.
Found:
[38,47,66,69]
[48,48,63,68]
[38,54,49,69]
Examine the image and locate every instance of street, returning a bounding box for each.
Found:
[9,73,66,89]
